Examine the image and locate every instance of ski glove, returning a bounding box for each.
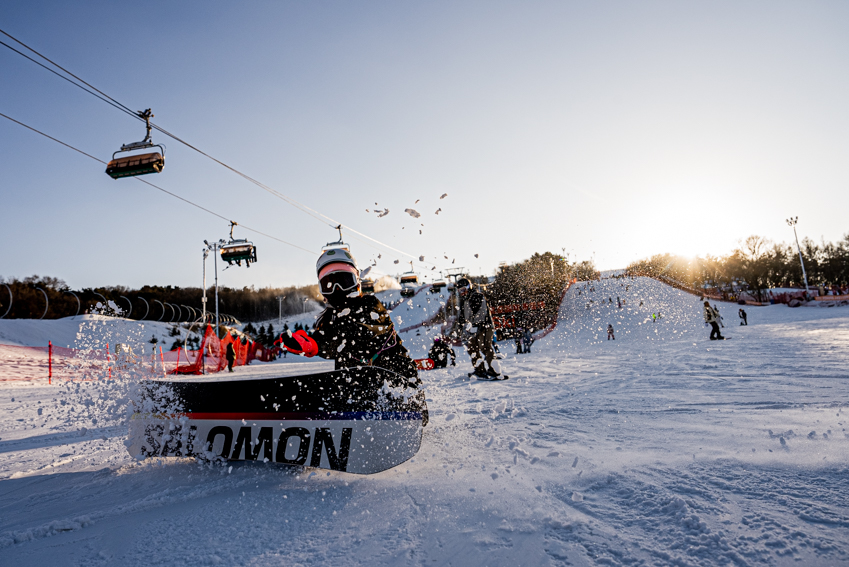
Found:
[276,330,319,357]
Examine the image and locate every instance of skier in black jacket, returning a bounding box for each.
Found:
[429,336,456,368]
[275,248,419,386]
[455,277,500,378]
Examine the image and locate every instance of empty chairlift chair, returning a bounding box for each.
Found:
[106,109,165,179]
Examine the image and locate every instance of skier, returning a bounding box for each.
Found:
[515,329,524,354]
[225,342,236,372]
[523,328,533,353]
[607,324,615,340]
[704,301,725,340]
[738,308,748,326]
[455,277,500,378]
[429,336,456,368]
[275,248,419,385]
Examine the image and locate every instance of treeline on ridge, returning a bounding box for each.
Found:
[0,275,323,322]
[626,233,849,301]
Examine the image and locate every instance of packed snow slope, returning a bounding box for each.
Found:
[2,277,849,566]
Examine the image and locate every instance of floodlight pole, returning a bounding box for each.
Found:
[204,240,223,329]
[202,248,209,323]
[786,216,810,294]
[214,242,220,328]
[277,296,285,325]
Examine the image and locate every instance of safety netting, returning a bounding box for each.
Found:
[165,324,279,375]
[0,325,280,384]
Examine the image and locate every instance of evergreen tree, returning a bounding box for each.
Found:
[266,323,275,347]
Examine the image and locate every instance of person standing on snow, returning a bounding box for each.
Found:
[523,328,533,353]
[275,248,419,385]
[738,308,748,326]
[607,324,615,340]
[225,342,236,372]
[704,301,725,340]
[455,277,500,378]
[429,336,456,368]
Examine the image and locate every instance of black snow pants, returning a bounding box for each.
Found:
[709,321,723,340]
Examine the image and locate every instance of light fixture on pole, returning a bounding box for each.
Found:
[204,238,226,329]
[202,246,209,324]
[786,216,810,294]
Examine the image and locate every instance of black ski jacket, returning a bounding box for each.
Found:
[429,342,456,367]
[457,290,493,330]
[311,294,419,383]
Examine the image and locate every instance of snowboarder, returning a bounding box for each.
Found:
[455,277,500,378]
[607,324,615,340]
[523,328,533,353]
[429,336,456,368]
[225,342,236,372]
[275,248,419,385]
[713,304,724,327]
[739,308,748,326]
[704,301,725,340]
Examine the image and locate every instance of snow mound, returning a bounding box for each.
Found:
[539,276,709,353]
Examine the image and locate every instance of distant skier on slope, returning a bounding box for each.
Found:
[607,324,615,340]
[455,277,500,378]
[429,336,456,368]
[275,248,419,385]
[226,342,236,372]
[704,301,725,340]
[523,328,534,353]
[739,308,748,326]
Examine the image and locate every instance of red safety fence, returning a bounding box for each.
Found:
[0,342,110,384]
[0,325,282,384]
[167,324,279,375]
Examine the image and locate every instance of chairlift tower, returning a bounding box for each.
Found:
[786,216,810,294]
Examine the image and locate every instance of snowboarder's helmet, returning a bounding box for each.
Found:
[316,248,358,277]
[456,277,471,290]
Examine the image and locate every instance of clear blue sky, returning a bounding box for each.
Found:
[2,1,848,290]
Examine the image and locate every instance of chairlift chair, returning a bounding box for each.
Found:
[361,279,375,294]
[220,221,257,267]
[399,262,419,297]
[105,109,166,179]
[321,225,350,253]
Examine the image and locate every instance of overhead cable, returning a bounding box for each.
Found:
[0,111,314,254]
[0,28,438,268]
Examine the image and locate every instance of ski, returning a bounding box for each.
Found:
[128,366,427,474]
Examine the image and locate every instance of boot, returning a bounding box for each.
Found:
[473,364,488,378]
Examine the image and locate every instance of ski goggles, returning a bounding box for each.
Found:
[319,264,360,294]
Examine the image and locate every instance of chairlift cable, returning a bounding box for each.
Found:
[0,28,439,267]
[0,30,139,119]
[0,111,313,254]
[0,38,139,121]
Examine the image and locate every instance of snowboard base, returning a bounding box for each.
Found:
[128,366,427,474]
[467,372,509,381]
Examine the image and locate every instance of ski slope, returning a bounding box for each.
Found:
[2,277,849,566]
